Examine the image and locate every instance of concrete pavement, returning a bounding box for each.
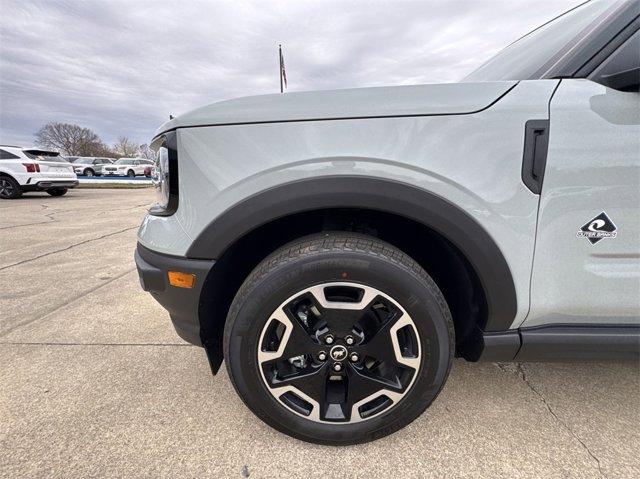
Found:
[1,189,638,478]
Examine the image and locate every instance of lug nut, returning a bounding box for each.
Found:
[350,353,359,362]
[324,334,335,345]
[345,335,355,345]
[333,362,343,372]
[318,351,327,362]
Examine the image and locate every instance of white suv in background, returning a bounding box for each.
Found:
[70,157,114,176]
[102,158,154,177]
[0,146,78,199]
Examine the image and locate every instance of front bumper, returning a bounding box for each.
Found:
[134,243,214,346]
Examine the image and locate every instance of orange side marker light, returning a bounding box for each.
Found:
[168,271,196,289]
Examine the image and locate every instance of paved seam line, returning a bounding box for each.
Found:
[0,203,147,230]
[0,220,55,230]
[515,364,606,479]
[0,225,138,272]
[0,342,192,347]
[0,202,147,231]
[0,267,136,338]
[97,202,151,216]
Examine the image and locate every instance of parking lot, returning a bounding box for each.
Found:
[1,188,638,478]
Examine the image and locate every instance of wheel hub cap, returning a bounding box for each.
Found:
[257,282,421,424]
[329,345,347,361]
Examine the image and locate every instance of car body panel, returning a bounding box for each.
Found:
[522,79,640,328]
[138,79,560,329]
[34,159,75,178]
[154,81,518,136]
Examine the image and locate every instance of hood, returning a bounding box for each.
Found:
[155,81,517,137]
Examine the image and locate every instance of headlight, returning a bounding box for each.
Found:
[149,131,178,216]
[154,146,170,207]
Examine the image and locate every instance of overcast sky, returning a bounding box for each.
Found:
[0,0,581,148]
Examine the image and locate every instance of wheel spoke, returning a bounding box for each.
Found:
[258,282,422,424]
[279,364,327,398]
[261,358,326,388]
[359,316,405,365]
[345,363,403,420]
[280,309,320,359]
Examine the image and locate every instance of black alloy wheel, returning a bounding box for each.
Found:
[0,177,22,199]
[224,233,454,444]
[257,282,422,424]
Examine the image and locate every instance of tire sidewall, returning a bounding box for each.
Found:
[225,246,453,444]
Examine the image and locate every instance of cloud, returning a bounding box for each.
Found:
[0,0,581,148]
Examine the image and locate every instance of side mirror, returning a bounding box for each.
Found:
[600,67,640,92]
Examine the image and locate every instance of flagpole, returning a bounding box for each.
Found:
[279,44,283,93]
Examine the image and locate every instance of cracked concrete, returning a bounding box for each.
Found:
[0,225,138,272]
[496,363,610,478]
[1,188,639,478]
[515,364,605,478]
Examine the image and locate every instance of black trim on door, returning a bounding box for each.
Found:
[543,0,640,80]
[521,120,550,195]
[516,324,640,361]
[574,14,640,79]
[477,324,640,361]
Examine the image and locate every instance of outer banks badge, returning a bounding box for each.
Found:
[577,212,617,245]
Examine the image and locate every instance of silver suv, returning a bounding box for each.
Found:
[135,0,639,444]
[70,157,114,176]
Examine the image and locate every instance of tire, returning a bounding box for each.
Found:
[84,168,94,177]
[47,188,68,197]
[224,233,454,445]
[0,176,23,199]
[127,169,135,177]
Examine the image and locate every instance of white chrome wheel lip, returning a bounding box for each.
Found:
[257,281,421,424]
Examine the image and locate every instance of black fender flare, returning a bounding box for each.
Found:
[187,176,517,332]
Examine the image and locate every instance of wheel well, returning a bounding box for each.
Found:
[198,208,488,361]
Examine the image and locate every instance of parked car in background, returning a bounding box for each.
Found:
[103,158,154,177]
[70,157,114,176]
[0,146,78,198]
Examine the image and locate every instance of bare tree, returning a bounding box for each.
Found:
[85,142,116,158]
[113,136,139,158]
[138,143,155,160]
[35,122,106,156]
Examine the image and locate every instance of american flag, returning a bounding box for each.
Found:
[279,44,287,92]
